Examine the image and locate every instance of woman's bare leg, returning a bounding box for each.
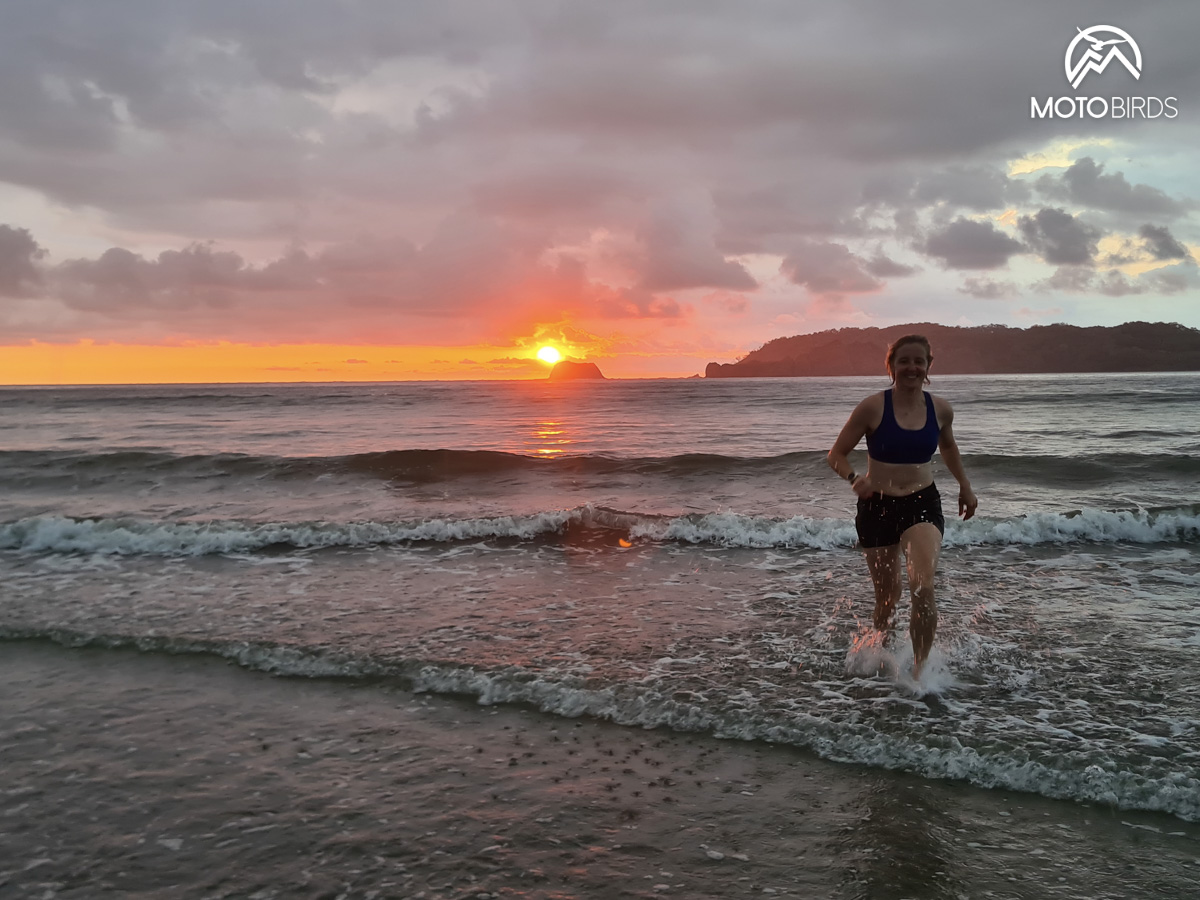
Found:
[863,545,902,642]
[899,523,942,678]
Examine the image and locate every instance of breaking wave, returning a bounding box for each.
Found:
[2,504,1198,557]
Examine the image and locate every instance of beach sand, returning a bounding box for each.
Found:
[3,641,1197,899]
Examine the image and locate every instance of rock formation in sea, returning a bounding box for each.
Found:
[548,360,606,380]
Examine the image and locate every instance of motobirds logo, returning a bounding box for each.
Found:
[1031,25,1178,120]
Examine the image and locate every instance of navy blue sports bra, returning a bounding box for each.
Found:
[866,390,940,464]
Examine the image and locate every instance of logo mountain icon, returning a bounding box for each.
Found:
[1066,26,1142,89]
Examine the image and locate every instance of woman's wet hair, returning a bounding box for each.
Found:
[886,335,933,383]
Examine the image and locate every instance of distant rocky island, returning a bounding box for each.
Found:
[549,360,606,380]
[705,322,1200,377]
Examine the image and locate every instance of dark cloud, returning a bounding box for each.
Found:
[2,219,686,343]
[958,277,1019,299]
[1033,266,1099,294]
[1101,224,1193,267]
[780,241,884,297]
[1138,224,1191,261]
[0,1,1197,347]
[1034,158,1190,218]
[1143,261,1200,294]
[640,250,756,292]
[1,2,1192,237]
[637,196,757,292]
[0,225,46,296]
[1035,266,1146,296]
[53,243,318,312]
[922,218,1024,270]
[911,166,1028,212]
[472,165,638,220]
[864,253,919,278]
[1018,208,1102,266]
[1034,262,1199,297]
[1094,270,1144,297]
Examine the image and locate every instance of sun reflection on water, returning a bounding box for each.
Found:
[528,420,574,457]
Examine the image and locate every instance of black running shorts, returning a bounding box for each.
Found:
[855,483,946,549]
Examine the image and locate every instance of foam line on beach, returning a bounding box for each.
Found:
[3,629,1198,823]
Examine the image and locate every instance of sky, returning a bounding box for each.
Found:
[2,0,1199,383]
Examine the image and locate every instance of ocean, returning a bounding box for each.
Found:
[2,373,1198,898]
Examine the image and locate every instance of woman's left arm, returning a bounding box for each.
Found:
[936,400,978,520]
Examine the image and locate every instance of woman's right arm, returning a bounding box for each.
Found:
[828,396,878,494]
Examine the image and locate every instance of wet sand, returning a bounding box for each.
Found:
[2,641,1197,899]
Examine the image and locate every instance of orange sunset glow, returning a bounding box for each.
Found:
[0,341,603,385]
[1,318,726,383]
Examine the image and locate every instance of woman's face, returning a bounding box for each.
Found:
[890,343,930,385]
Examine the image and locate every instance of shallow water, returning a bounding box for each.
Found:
[1,374,1199,895]
[4,643,1198,900]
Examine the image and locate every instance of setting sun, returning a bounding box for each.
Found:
[537,345,563,364]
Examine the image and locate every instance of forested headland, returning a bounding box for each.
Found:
[704,322,1200,377]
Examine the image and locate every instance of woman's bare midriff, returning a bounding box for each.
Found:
[865,458,934,496]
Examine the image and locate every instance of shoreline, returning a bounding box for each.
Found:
[4,641,1197,899]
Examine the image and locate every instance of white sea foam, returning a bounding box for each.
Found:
[0,511,574,556]
[4,628,1197,822]
[635,507,1200,549]
[948,508,1200,547]
[632,512,857,550]
[2,504,1197,556]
